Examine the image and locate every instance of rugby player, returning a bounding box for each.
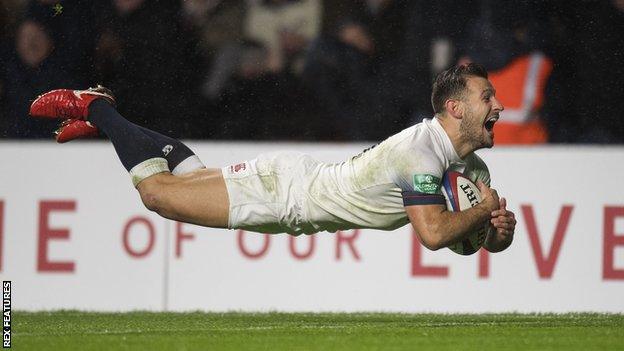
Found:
[29,63,516,252]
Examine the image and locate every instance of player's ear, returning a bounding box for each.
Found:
[445,99,463,120]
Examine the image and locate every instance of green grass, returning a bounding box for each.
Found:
[13,311,624,351]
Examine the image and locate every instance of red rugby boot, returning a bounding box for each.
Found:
[30,85,115,142]
[54,120,99,143]
[30,85,115,120]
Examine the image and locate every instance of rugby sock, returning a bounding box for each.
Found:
[136,126,206,175]
[88,99,169,186]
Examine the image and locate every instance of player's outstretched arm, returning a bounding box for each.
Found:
[483,197,516,252]
[405,182,500,251]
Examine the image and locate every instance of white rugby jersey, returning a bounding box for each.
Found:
[302,118,490,233]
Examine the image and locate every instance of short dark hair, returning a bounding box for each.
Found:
[431,63,488,114]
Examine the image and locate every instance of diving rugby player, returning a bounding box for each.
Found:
[29,64,516,252]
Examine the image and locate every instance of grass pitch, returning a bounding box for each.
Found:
[14,311,624,350]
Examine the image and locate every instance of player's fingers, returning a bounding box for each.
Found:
[491,219,513,230]
[499,197,507,210]
[492,215,516,229]
[491,208,507,217]
[492,216,512,224]
[490,217,505,226]
[492,210,516,223]
[504,211,517,225]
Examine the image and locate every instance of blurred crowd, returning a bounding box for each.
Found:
[1,0,623,143]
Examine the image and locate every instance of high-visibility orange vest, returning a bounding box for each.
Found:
[489,52,553,144]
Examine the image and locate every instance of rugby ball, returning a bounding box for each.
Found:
[440,171,487,255]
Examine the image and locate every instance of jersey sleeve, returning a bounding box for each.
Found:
[386,138,446,207]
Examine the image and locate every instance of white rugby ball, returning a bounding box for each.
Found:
[440,171,487,255]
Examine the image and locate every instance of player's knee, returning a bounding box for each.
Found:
[140,191,161,213]
[137,179,168,214]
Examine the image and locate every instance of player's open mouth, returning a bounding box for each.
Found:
[484,114,499,132]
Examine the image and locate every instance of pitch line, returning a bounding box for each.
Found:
[14,320,565,337]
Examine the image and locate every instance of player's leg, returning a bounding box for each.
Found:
[137,169,229,227]
[30,88,230,227]
[86,99,230,227]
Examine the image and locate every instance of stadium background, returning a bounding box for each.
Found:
[2,0,624,143]
[0,0,623,337]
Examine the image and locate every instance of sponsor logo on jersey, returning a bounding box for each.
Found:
[412,174,440,194]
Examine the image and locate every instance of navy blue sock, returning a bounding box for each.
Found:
[136,126,204,174]
[88,100,162,172]
[88,99,205,178]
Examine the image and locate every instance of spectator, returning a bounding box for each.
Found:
[1,0,621,144]
[26,0,98,86]
[199,0,319,140]
[460,0,553,144]
[182,0,246,51]
[181,0,247,99]
[0,0,29,136]
[94,0,203,138]
[303,0,434,140]
[245,0,321,74]
[1,18,77,138]
[212,39,317,140]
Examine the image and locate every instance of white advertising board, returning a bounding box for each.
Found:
[0,142,623,312]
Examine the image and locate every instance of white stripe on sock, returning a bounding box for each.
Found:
[130,158,169,187]
[172,155,205,175]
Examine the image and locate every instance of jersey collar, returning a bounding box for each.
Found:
[431,117,464,165]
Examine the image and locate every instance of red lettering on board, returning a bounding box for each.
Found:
[478,248,490,278]
[411,231,448,277]
[37,200,76,272]
[289,235,315,260]
[603,206,624,280]
[122,217,155,258]
[237,230,270,259]
[175,222,195,258]
[335,230,361,261]
[522,205,573,279]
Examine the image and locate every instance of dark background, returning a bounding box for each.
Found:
[1,0,623,143]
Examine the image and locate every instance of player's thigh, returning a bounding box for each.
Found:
[138,168,230,228]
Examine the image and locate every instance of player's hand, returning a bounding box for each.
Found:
[477,181,500,213]
[490,197,516,237]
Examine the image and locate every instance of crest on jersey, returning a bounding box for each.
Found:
[413,174,441,194]
[229,162,247,174]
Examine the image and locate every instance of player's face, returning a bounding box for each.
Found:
[459,77,504,149]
